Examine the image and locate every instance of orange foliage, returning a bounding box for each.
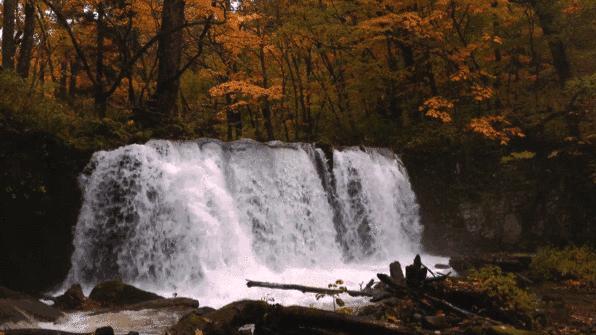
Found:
[419,97,454,123]
[469,116,525,145]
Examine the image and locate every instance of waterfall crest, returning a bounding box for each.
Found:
[66,139,422,305]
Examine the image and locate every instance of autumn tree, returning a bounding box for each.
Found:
[1,0,17,71]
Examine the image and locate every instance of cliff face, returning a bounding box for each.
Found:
[0,130,90,293]
[405,144,596,254]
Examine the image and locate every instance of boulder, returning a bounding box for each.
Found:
[118,297,199,311]
[95,326,114,335]
[0,287,63,325]
[169,300,269,335]
[54,284,86,310]
[89,281,163,307]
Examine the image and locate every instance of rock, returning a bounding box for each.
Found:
[89,280,163,307]
[435,264,450,270]
[95,326,114,335]
[238,324,254,335]
[54,284,86,310]
[0,286,29,299]
[422,315,448,329]
[0,297,63,324]
[389,261,405,285]
[169,300,270,335]
[196,306,216,315]
[126,332,139,335]
[118,297,199,311]
[502,214,522,244]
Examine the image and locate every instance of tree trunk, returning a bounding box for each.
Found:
[95,2,107,117]
[259,38,274,140]
[17,0,35,78]
[154,0,186,123]
[69,57,79,98]
[531,0,571,86]
[1,0,18,71]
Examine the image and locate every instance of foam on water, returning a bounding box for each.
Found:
[63,139,442,307]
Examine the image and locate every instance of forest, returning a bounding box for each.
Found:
[0,0,595,335]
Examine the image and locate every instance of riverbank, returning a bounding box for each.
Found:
[1,252,594,335]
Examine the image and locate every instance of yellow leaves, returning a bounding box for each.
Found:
[482,33,503,45]
[186,0,221,19]
[471,84,494,102]
[419,97,454,123]
[469,115,525,145]
[209,81,282,100]
[238,13,262,24]
[359,11,443,40]
[562,1,582,15]
[450,65,471,82]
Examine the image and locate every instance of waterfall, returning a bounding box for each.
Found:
[66,139,424,306]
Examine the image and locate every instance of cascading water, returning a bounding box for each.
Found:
[65,139,433,307]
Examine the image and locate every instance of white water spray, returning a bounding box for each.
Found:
[66,139,427,307]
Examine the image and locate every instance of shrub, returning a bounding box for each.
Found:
[530,246,596,286]
[468,266,538,315]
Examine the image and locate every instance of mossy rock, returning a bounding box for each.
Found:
[89,280,163,307]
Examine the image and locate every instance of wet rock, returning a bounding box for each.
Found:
[0,289,63,324]
[95,326,114,335]
[54,284,86,310]
[89,280,163,307]
[119,297,199,311]
[126,332,139,335]
[0,286,28,299]
[169,300,270,335]
[238,324,254,335]
[196,306,216,315]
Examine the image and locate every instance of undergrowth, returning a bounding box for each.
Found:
[468,266,539,316]
[530,246,596,286]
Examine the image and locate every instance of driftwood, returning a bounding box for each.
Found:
[243,256,510,334]
[245,280,374,297]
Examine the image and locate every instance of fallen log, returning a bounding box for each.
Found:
[246,280,373,297]
[263,304,416,335]
[421,293,501,326]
